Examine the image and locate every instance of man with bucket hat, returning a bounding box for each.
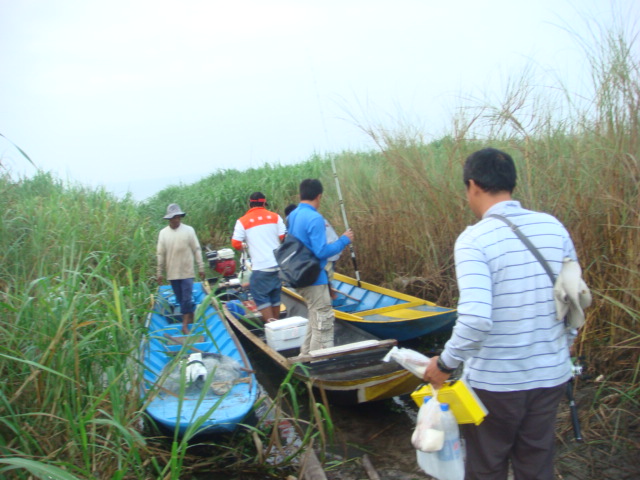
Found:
[157,203,205,334]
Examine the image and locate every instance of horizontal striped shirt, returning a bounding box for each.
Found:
[441,200,578,392]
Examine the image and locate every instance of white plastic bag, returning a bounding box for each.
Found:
[185,352,207,382]
[412,394,444,452]
[416,401,465,480]
[382,346,431,378]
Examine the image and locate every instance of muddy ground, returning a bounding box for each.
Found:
[318,383,639,480]
[244,340,638,480]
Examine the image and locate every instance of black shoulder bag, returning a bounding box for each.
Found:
[273,218,322,288]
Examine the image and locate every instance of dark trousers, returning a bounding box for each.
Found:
[461,383,565,480]
[170,278,195,314]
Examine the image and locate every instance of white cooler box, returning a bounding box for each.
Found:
[265,316,308,351]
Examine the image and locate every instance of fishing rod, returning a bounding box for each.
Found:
[310,63,361,285]
[330,155,361,287]
[567,361,584,442]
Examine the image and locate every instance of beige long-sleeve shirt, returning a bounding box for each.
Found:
[156,223,205,280]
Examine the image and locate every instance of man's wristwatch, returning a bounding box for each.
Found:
[436,356,455,374]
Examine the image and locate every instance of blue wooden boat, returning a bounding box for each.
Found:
[139,282,259,436]
[288,273,457,342]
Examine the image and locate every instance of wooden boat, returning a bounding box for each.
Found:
[287,273,457,342]
[223,290,422,405]
[139,282,259,436]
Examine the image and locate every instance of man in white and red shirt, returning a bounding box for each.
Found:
[231,192,286,322]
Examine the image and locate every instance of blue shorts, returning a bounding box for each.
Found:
[170,278,195,314]
[250,270,282,310]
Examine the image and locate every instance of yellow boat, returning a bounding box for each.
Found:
[285,273,457,342]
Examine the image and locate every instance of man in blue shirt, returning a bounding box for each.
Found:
[286,179,354,355]
[424,148,581,480]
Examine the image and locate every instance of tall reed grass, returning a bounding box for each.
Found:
[0,174,329,478]
[1,9,638,479]
[141,15,639,473]
[145,15,638,387]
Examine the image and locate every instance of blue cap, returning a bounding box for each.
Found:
[423,396,432,404]
[440,403,450,411]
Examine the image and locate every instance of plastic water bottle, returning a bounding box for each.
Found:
[436,403,464,480]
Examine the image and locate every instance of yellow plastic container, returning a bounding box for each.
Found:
[411,378,488,425]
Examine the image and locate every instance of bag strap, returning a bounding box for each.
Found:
[488,214,556,284]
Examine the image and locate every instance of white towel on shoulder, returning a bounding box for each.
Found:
[553,258,592,329]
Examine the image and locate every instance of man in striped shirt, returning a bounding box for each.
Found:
[232,192,286,322]
[423,148,580,480]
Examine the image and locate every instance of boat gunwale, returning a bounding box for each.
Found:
[284,276,455,324]
[333,272,437,305]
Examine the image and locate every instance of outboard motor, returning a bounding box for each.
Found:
[205,247,244,301]
[206,248,237,277]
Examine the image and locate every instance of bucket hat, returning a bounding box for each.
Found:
[163,203,186,219]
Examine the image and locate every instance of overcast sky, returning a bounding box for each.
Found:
[0,0,636,200]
